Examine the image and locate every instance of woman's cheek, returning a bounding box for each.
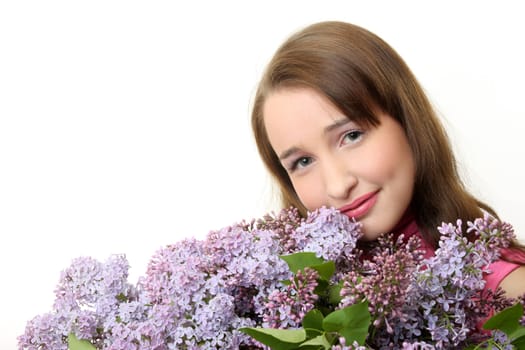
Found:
[294,176,324,211]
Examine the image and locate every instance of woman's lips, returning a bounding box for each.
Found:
[338,191,379,219]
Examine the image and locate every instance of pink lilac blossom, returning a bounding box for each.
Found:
[251,206,303,253]
[263,267,319,328]
[330,337,367,349]
[339,233,424,332]
[257,207,363,328]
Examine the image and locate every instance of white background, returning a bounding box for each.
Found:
[1,1,524,348]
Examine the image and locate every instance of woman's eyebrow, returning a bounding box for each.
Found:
[324,118,351,134]
[279,147,299,161]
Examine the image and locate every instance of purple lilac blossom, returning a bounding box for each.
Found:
[291,206,363,271]
[19,255,137,349]
[18,208,519,349]
[258,207,363,328]
[392,214,515,349]
[137,221,291,348]
[252,206,303,253]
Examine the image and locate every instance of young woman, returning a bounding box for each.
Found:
[251,21,525,298]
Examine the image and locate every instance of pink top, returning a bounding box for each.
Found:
[485,248,525,291]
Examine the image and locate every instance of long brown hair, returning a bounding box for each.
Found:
[251,21,497,247]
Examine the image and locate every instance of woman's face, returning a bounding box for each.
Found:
[263,87,416,240]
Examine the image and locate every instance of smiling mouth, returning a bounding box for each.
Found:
[338,190,379,219]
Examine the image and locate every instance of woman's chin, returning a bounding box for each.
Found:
[358,229,384,242]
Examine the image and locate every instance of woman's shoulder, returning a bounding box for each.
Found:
[487,248,525,299]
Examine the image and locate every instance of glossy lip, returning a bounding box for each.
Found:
[338,190,379,220]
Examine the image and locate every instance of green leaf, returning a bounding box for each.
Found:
[239,327,306,350]
[322,308,347,331]
[280,253,335,291]
[303,309,324,338]
[461,346,476,350]
[314,279,330,296]
[322,302,371,345]
[68,333,96,350]
[510,327,525,341]
[483,303,523,335]
[310,261,336,281]
[512,335,525,350]
[299,334,331,349]
[328,281,343,305]
[280,252,326,274]
[338,327,368,347]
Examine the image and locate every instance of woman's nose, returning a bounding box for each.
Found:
[322,159,356,201]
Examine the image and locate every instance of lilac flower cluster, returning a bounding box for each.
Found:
[263,267,319,328]
[408,215,514,348]
[138,224,293,348]
[19,207,360,349]
[18,255,138,349]
[18,208,518,350]
[291,207,362,265]
[353,213,516,349]
[339,233,424,332]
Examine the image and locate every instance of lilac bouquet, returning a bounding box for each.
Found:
[18,207,525,349]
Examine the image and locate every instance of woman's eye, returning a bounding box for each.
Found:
[290,157,312,171]
[342,130,364,145]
